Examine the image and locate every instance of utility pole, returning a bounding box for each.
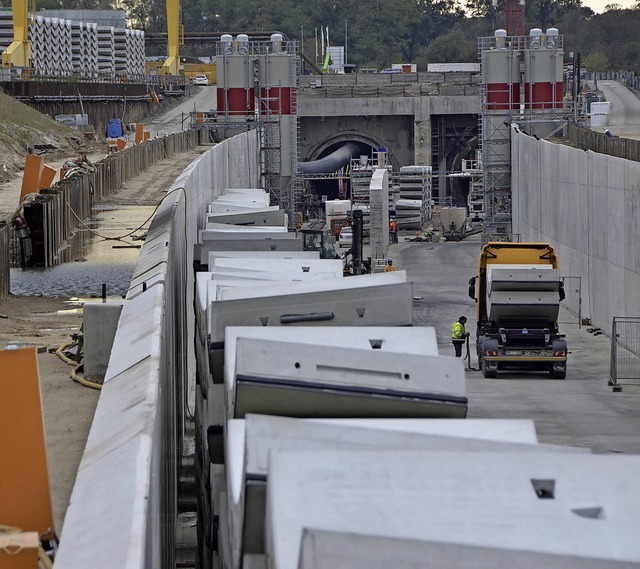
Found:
[344,19,348,65]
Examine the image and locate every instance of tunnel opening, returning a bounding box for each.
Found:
[299,140,378,203]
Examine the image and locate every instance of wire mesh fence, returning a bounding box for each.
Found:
[559,276,582,327]
[609,316,640,389]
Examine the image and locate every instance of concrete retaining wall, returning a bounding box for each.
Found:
[512,127,640,334]
[54,130,260,569]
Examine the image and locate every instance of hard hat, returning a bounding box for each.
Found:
[387,258,392,263]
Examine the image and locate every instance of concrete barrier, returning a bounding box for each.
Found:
[54,129,259,569]
[512,126,640,334]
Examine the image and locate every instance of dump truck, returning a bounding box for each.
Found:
[468,242,567,379]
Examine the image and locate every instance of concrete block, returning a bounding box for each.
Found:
[266,451,640,569]
[83,300,124,379]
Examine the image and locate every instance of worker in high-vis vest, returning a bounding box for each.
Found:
[451,316,469,357]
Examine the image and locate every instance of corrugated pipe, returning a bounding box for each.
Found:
[297,142,361,174]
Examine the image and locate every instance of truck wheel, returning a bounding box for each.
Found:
[553,369,566,380]
[481,357,496,378]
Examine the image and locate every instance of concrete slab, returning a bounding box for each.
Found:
[223,414,579,568]
[266,450,640,569]
[297,529,635,569]
[229,337,466,418]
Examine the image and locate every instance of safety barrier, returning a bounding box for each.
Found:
[609,316,640,391]
[54,130,259,569]
[585,70,640,92]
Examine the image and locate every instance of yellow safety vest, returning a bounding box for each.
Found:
[384,265,396,272]
[452,320,465,339]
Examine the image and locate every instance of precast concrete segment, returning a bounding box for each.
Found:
[206,209,286,227]
[228,337,467,419]
[207,271,338,283]
[306,417,538,443]
[204,223,288,232]
[196,237,304,262]
[265,450,640,569]
[222,414,567,569]
[208,278,414,381]
[297,529,635,569]
[211,258,343,276]
[511,127,640,334]
[222,326,440,407]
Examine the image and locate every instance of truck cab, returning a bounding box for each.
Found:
[468,242,567,379]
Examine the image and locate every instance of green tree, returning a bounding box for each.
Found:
[419,29,477,65]
[584,51,609,71]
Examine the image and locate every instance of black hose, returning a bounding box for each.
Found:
[465,335,479,371]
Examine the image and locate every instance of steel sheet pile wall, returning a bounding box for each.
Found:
[54,129,260,569]
[0,221,9,299]
[512,126,640,334]
[10,130,201,268]
[22,176,93,267]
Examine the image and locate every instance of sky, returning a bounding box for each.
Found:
[581,0,637,12]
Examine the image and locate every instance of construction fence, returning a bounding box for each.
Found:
[567,123,640,163]
[5,129,204,280]
[609,317,640,389]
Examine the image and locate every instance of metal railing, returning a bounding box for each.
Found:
[609,316,640,390]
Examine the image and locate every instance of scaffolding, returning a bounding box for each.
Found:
[479,32,571,244]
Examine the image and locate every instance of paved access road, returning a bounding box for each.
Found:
[144,85,216,137]
[597,80,640,141]
[391,235,640,454]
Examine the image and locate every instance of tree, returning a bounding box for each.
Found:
[418,29,477,65]
[584,51,609,71]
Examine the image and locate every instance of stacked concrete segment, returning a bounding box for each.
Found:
[30,16,74,76]
[0,12,13,51]
[113,27,126,74]
[70,21,99,77]
[96,25,115,76]
[125,29,145,77]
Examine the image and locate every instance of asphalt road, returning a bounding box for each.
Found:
[391,234,640,454]
[144,85,216,137]
[595,80,640,140]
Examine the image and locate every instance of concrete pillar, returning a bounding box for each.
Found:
[413,98,432,166]
[370,168,390,261]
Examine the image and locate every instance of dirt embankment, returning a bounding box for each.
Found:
[0,89,107,220]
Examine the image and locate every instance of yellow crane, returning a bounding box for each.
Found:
[161,0,181,75]
[2,0,31,69]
